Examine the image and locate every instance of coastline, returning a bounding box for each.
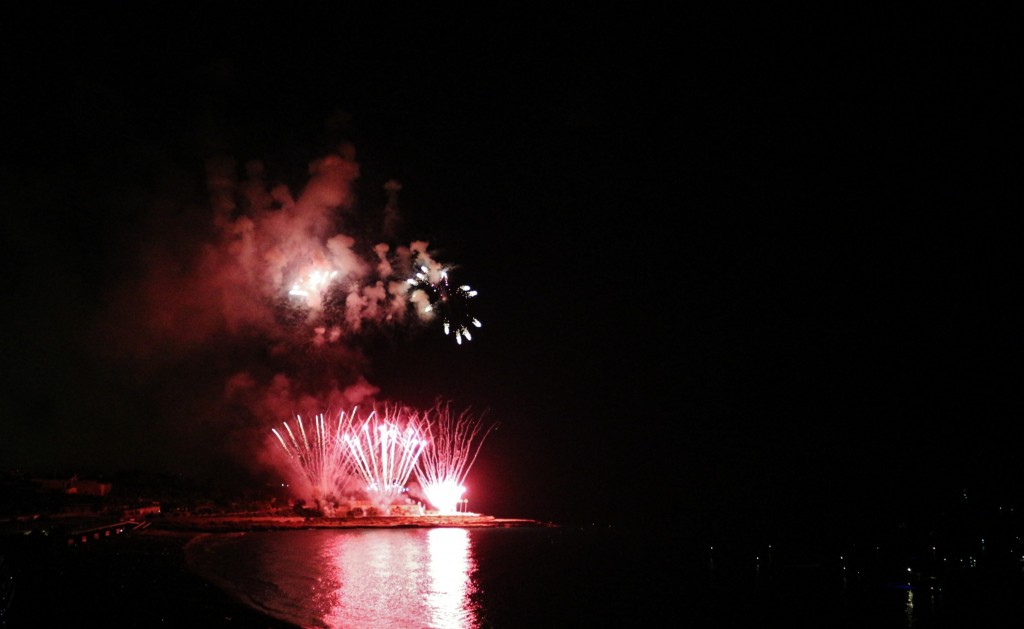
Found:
[1,527,299,628]
[1,514,554,628]
[149,513,556,533]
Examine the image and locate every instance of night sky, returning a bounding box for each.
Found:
[1,9,1020,539]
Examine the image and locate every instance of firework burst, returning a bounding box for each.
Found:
[272,412,356,508]
[414,402,497,514]
[276,244,482,346]
[342,404,429,510]
[271,402,496,515]
[405,255,482,345]
[288,267,339,302]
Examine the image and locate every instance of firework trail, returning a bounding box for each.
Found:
[272,411,357,510]
[271,402,496,515]
[342,404,429,510]
[414,402,497,514]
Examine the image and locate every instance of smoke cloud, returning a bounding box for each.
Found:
[91,142,469,483]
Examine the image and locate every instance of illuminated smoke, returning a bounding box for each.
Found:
[100,142,483,479]
[108,146,481,369]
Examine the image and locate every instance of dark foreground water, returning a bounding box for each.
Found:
[183,525,1024,628]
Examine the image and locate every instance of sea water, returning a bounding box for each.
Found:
[184,525,1024,628]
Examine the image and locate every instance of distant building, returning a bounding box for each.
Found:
[32,475,112,497]
[124,503,161,520]
[67,479,112,497]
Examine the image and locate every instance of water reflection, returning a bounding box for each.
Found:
[427,529,475,626]
[312,528,477,628]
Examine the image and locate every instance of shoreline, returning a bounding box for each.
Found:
[148,512,557,533]
[2,527,301,628]
[1,513,555,627]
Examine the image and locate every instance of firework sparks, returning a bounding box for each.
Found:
[277,239,482,345]
[288,268,339,300]
[272,411,356,508]
[271,402,495,516]
[415,402,497,514]
[342,404,429,510]
[405,256,482,345]
[193,152,486,346]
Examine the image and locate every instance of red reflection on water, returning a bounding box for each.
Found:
[427,528,475,626]
[321,529,478,628]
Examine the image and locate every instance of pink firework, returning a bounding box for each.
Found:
[415,402,497,514]
[272,412,356,506]
[342,404,429,510]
